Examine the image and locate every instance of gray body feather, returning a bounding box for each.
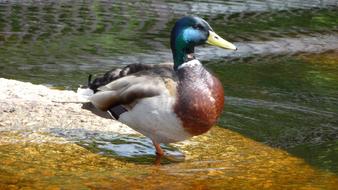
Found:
[89,63,177,111]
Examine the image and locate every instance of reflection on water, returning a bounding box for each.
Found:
[0,1,337,87]
[0,0,338,188]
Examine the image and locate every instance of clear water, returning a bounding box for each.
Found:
[0,0,338,189]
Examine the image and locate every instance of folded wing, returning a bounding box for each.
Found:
[88,63,176,111]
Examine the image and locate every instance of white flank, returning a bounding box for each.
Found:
[119,94,192,144]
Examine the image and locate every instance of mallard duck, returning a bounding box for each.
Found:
[85,16,237,156]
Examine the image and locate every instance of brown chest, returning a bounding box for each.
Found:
[174,71,224,136]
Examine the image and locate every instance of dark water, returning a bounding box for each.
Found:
[0,0,338,181]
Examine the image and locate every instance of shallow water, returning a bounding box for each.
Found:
[0,0,338,189]
[1,128,338,189]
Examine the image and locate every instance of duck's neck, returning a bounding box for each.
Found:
[172,48,194,70]
[171,33,195,70]
[172,47,195,70]
[173,50,195,70]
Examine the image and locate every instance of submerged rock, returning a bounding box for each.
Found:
[0,78,138,144]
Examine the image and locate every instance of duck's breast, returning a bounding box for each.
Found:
[174,60,224,136]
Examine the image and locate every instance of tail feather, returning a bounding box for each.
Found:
[87,74,93,88]
[89,91,119,111]
[76,87,94,100]
[88,68,122,92]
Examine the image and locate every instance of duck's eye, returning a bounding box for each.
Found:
[193,24,203,30]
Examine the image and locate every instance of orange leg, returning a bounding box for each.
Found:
[153,141,164,156]
[152,141,164,165]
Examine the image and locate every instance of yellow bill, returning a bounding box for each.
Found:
[207,30,237,50]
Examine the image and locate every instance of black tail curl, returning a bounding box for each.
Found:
[87,64,154,93]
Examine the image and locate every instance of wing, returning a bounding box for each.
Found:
[88,63,173,92]
[88,63,177,111]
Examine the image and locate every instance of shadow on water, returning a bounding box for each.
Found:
[77,136,185,165]
[78,102,185,164]
[44,123,185,165]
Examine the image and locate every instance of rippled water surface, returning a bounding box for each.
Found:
[0,0,338,189]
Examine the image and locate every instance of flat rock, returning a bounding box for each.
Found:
[0,78,138,144]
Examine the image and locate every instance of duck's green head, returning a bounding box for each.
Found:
[170,16,237,70]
